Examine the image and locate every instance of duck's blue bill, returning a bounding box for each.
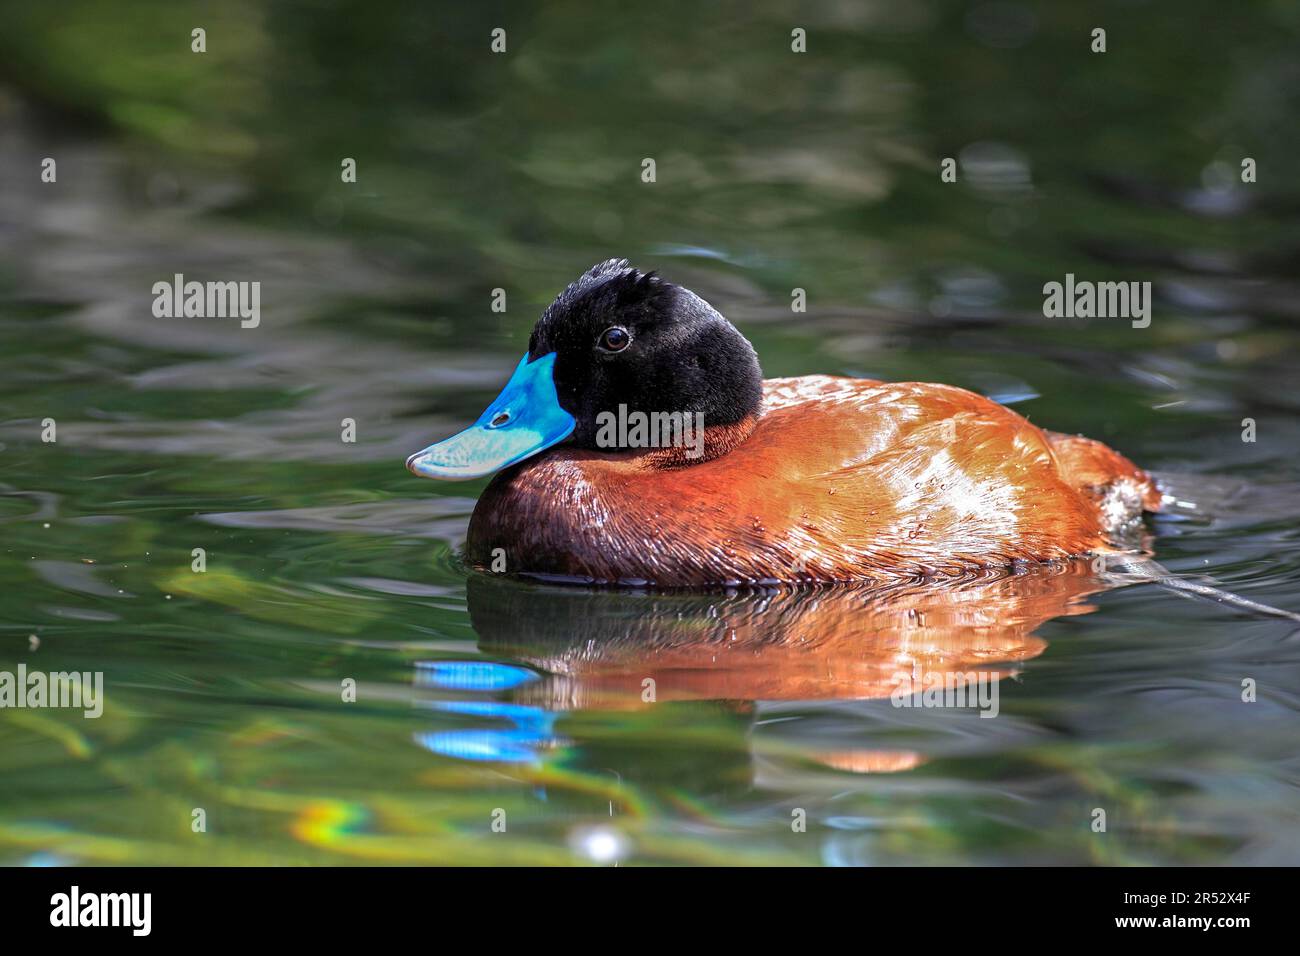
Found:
[406,352,575,480]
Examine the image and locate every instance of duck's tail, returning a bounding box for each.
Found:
[1098,552,1300,624]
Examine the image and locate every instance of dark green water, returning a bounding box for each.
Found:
[1,1,1299,865]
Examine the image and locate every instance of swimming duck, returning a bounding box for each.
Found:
[407,258,1163,587]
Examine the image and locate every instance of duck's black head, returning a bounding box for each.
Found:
[529,259,763,447]
[407,259,763,480]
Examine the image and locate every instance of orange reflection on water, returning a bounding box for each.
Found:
[468,561,1108,710]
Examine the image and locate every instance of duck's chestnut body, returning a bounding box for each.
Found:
[408,259,1163,587]
[466,375,1162,586]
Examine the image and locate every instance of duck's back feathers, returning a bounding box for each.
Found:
[466,376,1160,587]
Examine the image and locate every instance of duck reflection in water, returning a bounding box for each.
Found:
[415,561,1113,779]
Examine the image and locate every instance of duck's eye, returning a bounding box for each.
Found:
[599,326,631,352]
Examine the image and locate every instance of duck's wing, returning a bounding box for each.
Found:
[718,377,1163,578]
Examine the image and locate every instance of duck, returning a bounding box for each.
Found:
[406,258,1164,588]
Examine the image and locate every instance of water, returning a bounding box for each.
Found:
[1,0,1299,866]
